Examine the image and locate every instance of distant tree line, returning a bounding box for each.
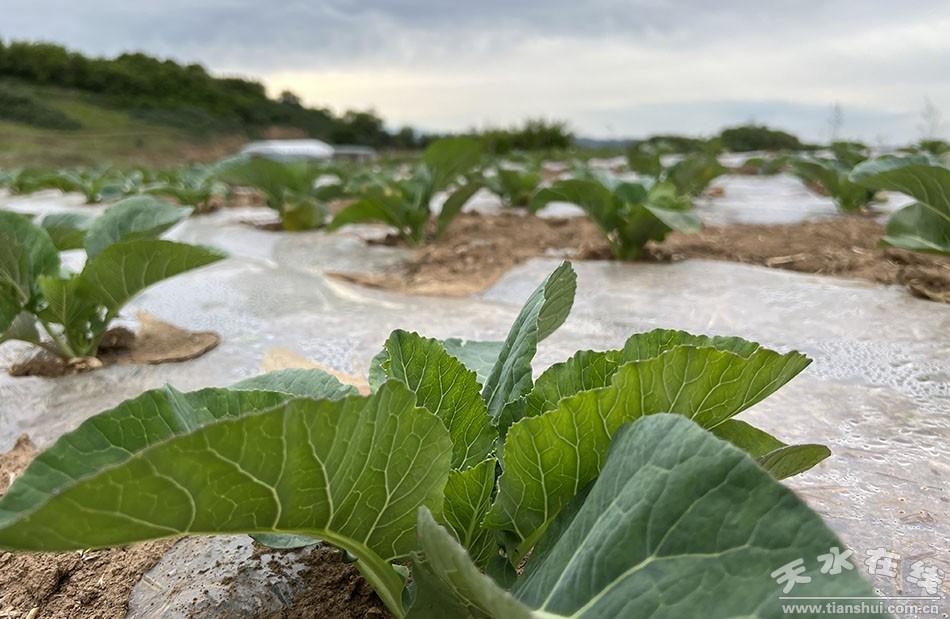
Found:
[630,125,808,155]
[0,40,581,152]
[423,119,574,154]
[0,40,412,147]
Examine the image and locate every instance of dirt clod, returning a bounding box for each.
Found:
[8,313,219,378]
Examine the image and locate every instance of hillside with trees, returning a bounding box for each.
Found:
[0,39,404,147]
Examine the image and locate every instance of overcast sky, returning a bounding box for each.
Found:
[4,0,949,142]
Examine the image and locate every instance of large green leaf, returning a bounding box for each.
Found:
[640,182,701,232]
[414,415,882,618]
[517,329,778,422]
[410,508,531,619]
[666,152,726,196]
[230,368,358,399]
[329,192,404,230]
[436,181,482,237]
[529,180,614,221]
[711,419,830,479]
[440,338,503,387]
[851,156,950,255]
[84,196,192,258]
[441,458,498,568]
[231,368,361,549]
[0,232,31,331]
[40,212,95,251]
[881,203,950,254]
[78,239,226,312]
[377,330,495,470]
[0,312,40,346]
[423,137,483,190]
[485,344,813,555]
[0,381,453,618]
[793,158,874,212]
[482,261,576,424]
[36,274,99,354]
[0,210,60,284]
[0,213,60,332]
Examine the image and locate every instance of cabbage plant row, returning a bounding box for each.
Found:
[3,142,946,256]
[0,262,884,618]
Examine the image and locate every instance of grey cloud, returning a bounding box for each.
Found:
[2,0,948,140]
[5,0,948,71]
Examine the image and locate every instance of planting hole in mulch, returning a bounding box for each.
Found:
[329,212,950,302]
[8,312,219,378]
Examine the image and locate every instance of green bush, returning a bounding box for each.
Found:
[719,124,802,152]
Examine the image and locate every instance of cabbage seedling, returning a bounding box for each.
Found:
[530,178,701,259]
[791,143,876,212]
[484,163,542,208]
[0,262,881,618]
[328,137,483,243]
[0,196,225,359]
[214,157,331,230]
[666,151,727,195]
[143,166,228,213]
[851,155,950,255]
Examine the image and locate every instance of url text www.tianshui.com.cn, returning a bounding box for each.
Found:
[781,599,943,616]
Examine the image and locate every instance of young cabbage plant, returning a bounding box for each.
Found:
[213,156,330,231]
[55,166,138,203]
[0,262,878,619]
[328,137,483,243]
[626,145,726,196]
[739,154,790,176]
[665,151,728,196]
[143,166,228,213]
[4,167,136,203]
[625,142,665,177]
[0,196,225,359]
[791,144,875,213]
[530,178,701,259]
[916,139,949,156]
[851,155,950,255]
[484,164,542,208]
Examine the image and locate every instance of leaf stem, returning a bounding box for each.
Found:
[39,320,76,359]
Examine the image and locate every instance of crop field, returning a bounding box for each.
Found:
[0,136,948,618]
[1,17,949,619]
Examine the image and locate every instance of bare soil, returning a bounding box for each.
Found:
[655,218,950,303]
[0,436,175,619]
[330,213,950,302]
[260,546,391,619]
[330,212,605,296]
[8,313,219,378]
